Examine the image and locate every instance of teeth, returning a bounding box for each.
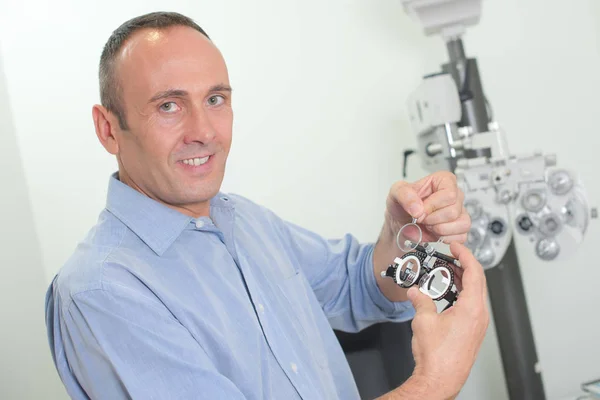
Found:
[182,156,210,166]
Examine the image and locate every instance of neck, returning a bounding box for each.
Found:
[117,170,211,219]
[171,202,211,219]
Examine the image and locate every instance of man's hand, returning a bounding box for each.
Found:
[378,242,490,400]
[374,171,471,302]
[385,171,470,243]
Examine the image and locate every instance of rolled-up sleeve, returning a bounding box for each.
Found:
[49,282,246,400]
[276,217,415,333]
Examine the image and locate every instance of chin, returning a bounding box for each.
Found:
[186,183,222,202]
[169,169,225,203]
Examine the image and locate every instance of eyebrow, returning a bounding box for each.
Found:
[148,89,188,103]
[148,85,233,104]
[209,84,233,93]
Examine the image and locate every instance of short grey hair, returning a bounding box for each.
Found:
[99,11,210,130]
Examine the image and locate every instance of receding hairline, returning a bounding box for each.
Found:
[111,25,216,81]
[110,26,226,110]
[99,12,213,130]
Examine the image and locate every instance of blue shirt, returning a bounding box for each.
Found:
[45,173,415,399]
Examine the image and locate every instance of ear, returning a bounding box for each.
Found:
[92,104,120,155]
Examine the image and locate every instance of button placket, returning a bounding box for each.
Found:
[236,246,315,399]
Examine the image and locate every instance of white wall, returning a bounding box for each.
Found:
[1,0,599,399]
[0,49,67,399]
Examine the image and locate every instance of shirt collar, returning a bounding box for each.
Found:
[105,172,234,256]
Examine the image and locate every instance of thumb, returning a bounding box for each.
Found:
[389,181,425,221]
[407,287,437,314]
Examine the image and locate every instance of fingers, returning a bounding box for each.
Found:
[422,190,464,226]
[391,181,425,220]
[449,242,477,272]
[425,208,471,239]
[449,242,487,301]
[399,223,423,245]
[408,171,457,221]
[439,233,468,244]
[421,188,461,220]
[390,172,469,244]
[412,170,457,199]
[452,265,464,291]
[407,287,437,315]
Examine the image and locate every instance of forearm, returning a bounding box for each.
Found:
[373,219,410,302]
[376,374,454,400]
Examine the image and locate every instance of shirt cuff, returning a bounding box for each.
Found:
[363,243,415,318]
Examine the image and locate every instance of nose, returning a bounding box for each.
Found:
[183,106,216,145]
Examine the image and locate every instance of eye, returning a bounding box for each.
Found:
[207,95,225,106]
[159,101,180,113]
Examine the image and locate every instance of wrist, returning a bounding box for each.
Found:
[411,368,460,400]
[382,374,435,400]
[402,374,433,397]
[397,372,456,400]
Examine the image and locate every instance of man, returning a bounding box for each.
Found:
[45,11,489,400]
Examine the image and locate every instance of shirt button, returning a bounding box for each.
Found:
[257,303,265,313]
[291,363,298,374]
[195,220,205,229]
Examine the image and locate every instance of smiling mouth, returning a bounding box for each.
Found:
[181,156,211,166]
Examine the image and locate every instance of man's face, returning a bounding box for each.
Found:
[110,26,233,217]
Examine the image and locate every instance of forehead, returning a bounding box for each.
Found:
[116,26,229,95]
